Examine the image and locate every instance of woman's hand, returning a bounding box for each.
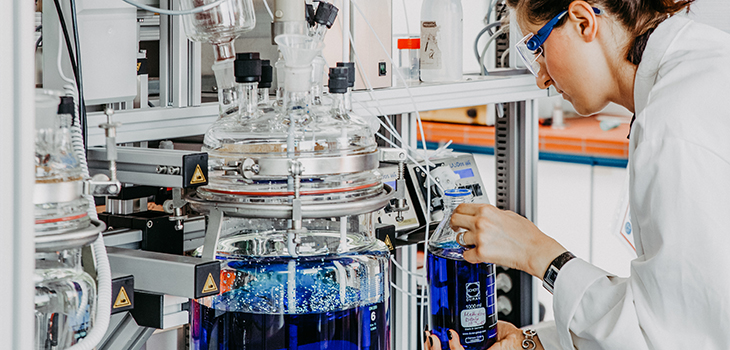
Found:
[424,329,464,350]
[489,321,546,350]
[424,322,545,350]
[450,204,567,279]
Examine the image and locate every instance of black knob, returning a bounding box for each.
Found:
[234,52,262,83]
[328,67,349,94]
[336,62,356,87]
[260,59,273,88]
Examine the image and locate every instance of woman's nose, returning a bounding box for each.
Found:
[535,61,553,90]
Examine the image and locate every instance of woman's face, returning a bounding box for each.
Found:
[518,8,612,115]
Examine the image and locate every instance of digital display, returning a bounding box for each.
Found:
[454,168,475,179]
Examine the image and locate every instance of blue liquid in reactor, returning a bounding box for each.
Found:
[191,252,390,350]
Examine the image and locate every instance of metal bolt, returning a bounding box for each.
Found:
[108,184,118,193]
[146,220,153,228]
[156,165,167,174]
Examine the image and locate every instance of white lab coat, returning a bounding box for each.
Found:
[536,15,730,350]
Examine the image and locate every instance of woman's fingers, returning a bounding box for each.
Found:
[453,203,491,215]
[448,330,465,350]
[430,334,442,349]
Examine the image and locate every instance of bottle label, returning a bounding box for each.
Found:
[461,307,487,328]
[421,21,441,69]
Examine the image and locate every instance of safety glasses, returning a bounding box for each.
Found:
[516,7,602,76]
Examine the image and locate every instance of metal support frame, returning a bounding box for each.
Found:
[0,0,35,347]
[389,112,424,350]
[391,245,422,349]
[494,100,540,327]
[98,312,156,350]
[159,0,201,108]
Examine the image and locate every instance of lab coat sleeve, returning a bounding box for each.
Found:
[551,259,648,350]
[550,134,730,350]
[533,321,563,350]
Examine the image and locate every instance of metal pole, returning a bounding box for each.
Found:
[0,0,36,347]
[494,100,539,327]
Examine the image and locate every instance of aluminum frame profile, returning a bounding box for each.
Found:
[87,146,206,188]
[494,100,540,327]
[1,0,36,347]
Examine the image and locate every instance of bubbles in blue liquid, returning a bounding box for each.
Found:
[192,251,390,350]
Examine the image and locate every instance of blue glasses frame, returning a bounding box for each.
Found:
[526,7,603,51]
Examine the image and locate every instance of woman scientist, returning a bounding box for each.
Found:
[425,0,730,349]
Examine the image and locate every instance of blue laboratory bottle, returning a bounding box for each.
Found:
[427,189,497,350]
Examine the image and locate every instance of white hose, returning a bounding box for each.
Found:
[59,62,112,350]
[122,0,228,16]
[480,27,505,76]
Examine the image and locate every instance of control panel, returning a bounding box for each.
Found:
[405,152,489,226]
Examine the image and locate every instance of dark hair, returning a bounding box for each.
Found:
[506,0,695,64]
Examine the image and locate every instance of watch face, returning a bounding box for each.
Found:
[546,267,559,284]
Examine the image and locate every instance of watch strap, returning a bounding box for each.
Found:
[542,251,576,294]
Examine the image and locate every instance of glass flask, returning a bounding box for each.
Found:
[35,247,97,350]
[190,214,391,349]
[35,95,90,234]
[428,189,497,350]
[200,36,380,203]
[179,0,256,62]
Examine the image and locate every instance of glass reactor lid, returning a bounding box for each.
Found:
[199,105,380,201]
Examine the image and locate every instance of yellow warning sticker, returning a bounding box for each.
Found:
[202,273,218,294]
[384,235,394,251]
[113,286,132,308]
[190,164,207,185]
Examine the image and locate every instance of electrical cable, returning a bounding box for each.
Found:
[500,47,510,68]
[480,27,505,76]
[52,1,111,348]
[262,0,274,20]
[348,0,448,336]
[485,0,499,31]
[122,0,229,16]
[391,282,427,299]
[52,0,79,92]
[474,22,501,75]
[69,0,88,148]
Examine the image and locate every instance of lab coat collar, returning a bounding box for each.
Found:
[633,15,693,116]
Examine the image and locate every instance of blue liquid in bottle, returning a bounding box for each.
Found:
[427,189,497,350]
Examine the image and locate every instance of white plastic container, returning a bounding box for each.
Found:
[420,0,463,82]
[397,38,420,85]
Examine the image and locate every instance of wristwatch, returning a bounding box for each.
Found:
[542,251,576,294]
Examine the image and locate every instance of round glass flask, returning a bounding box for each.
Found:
[35,248,97,349]
[33,91,99,349]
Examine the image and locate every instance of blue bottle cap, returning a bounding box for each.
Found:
[444,188,471,197]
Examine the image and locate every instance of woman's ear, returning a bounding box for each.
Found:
[567,1,599,42]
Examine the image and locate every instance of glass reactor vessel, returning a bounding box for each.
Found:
[33,91,105,350]
[186,26,393,349]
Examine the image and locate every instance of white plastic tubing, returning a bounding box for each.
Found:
[58,37,112,348]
